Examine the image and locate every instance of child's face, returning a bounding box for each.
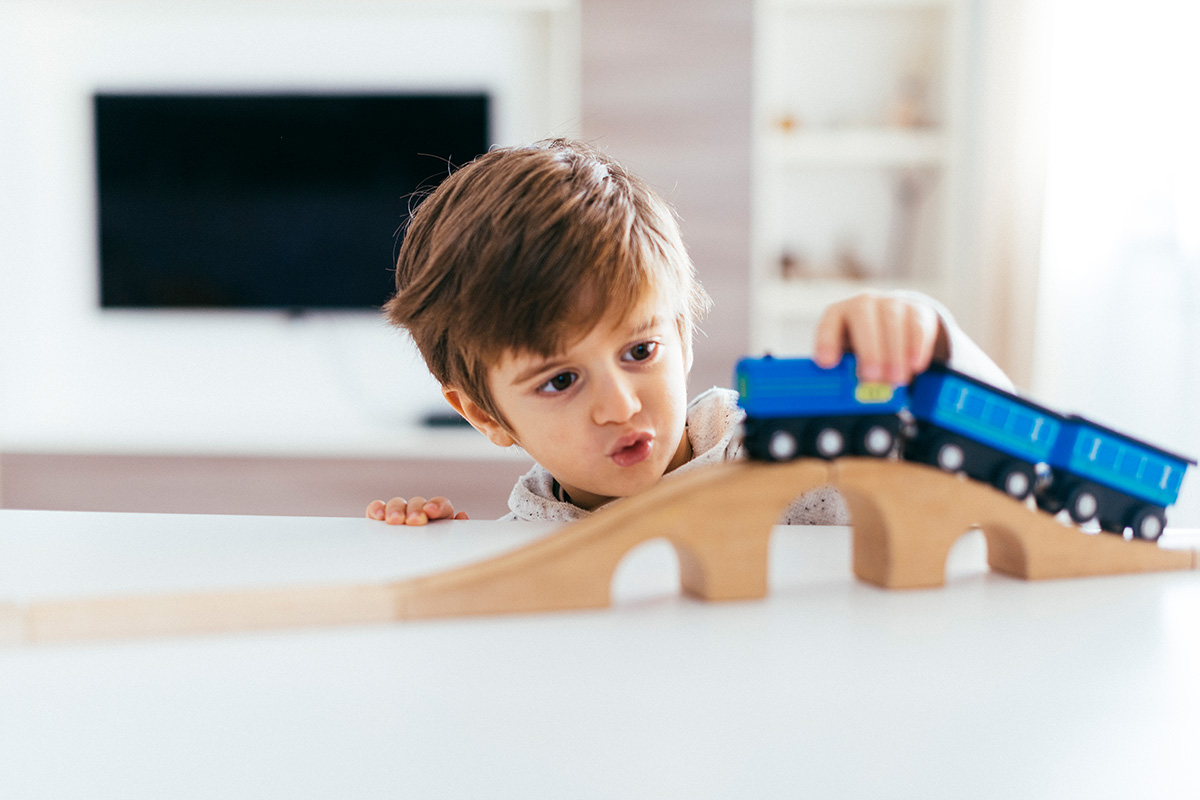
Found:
[479,294,692,510]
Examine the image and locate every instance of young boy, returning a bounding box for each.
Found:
[366,139,1010,526]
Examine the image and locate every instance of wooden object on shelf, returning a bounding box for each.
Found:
[5,458,1196,645]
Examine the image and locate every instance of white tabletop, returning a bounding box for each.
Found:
[1,510,1198,800]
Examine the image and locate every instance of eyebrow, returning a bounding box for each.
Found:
[627,315,660,338]
[510,314,664,386]
[512,358,568,387]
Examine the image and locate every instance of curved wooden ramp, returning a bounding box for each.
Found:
[9,457,1197,643]
[11,460,830,643]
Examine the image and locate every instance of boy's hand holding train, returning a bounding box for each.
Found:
[813,292,950,386]
[366,496,468,525]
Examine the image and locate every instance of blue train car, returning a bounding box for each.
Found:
[905,364,1062,500]
[736,355,907,461]
[1039,415,1197,540]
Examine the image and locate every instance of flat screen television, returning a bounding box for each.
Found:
[94,92,490,311]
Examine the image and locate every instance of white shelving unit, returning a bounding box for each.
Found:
[751,0,967,354]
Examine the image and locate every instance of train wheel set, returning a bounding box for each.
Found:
[746,414,901,464]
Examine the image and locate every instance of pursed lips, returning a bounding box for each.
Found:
[608,431,653,467]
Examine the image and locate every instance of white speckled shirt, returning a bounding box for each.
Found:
[499,294,1012,524]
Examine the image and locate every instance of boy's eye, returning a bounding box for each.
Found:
[539,372,577,393]
[625,341,657,362]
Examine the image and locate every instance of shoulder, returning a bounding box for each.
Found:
[506,463,591,523]
[687,387,744,437]
[687,386,743,423]
[681,387,746,469]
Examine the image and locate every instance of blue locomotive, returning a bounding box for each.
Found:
[736,355,1196,542]
[737,355,907,461]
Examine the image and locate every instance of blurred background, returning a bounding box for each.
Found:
[0,0,1196,525]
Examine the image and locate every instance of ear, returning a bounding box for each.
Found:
[442,387,516,448]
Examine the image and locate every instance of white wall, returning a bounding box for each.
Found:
[580,0,751,396]
[0,0,579,456]
[1032,0,1200,526]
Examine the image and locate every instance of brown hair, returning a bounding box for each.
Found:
[385,138,711,430]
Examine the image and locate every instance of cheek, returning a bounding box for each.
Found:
[507,407,577,453]
[668,343,691,390]
[654,355,691,422]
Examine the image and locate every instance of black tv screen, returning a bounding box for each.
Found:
[94,92,490,310]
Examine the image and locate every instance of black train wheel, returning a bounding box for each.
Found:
[1128,506,1167,542]
[934,437,966,472]
[804,420,847,460]
[1066,484,1100,524]
[993,460,1036,501]
[854,417,898,458]
[764,427,799,462]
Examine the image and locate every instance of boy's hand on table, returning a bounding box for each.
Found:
[813,291,949,386]
[366,496,469,525]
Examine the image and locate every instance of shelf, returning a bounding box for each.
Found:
[751,0,968,353]
[762,127,950,167]
[0,424,530,461]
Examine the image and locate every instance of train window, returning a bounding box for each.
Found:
[1095,439,1121,468]
[983,401,1010,428]
[1010,414,1036,439]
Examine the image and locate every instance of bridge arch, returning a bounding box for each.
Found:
[392,459,832,618]
[609,538,679,606]
[830,458,1190,588]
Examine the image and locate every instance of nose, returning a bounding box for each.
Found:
[591,371,641,425]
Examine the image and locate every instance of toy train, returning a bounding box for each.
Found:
[736,355,1196,542]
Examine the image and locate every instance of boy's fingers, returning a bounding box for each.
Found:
[426,497,456,519]
[891,299,925,384]
[814,293,939,386]
[813,305,848,367]
[384,496,412,525]
[876,299,910,384]
[405,496,430,525]
[845,302,884,382]
[373,496,461,525]
[908,304,939,373]
[454,511,469,520]
[815,296,886,379]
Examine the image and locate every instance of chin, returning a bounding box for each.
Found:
[565,456,674,506]
[604,466,670,499]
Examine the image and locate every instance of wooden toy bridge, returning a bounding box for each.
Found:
[5,458,1196,644]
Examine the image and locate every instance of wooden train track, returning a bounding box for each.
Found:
[3,458,1195,644]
